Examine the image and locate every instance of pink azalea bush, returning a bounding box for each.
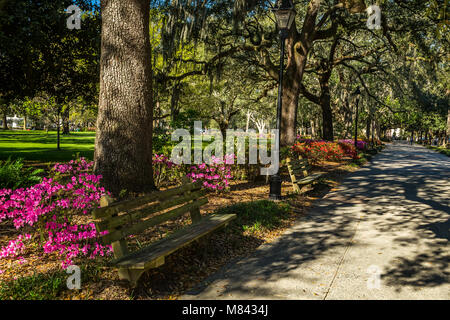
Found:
[187,155,234,191]
[0,158,112,269]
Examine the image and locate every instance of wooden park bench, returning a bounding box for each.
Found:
[285,157,325,194]
[92,181,236,287]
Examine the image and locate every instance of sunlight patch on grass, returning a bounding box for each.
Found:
[0,130,95,162]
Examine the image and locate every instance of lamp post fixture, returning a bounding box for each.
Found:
[353,87,361,149]
[269,0,296,201]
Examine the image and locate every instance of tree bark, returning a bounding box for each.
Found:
[62,107,70,134]
[446,107,450,148]
[219,125,227,142]
[366,115,371,141]
[319,73,333,141]
[439,130,445,146]
[299,70,334,141]
[343,97,352,139]
[280,0,323,147]
[94,0,154,195]
[246,111,251,133]
[2,112,8,130]
[281,70,300,145]
[321,102,333,141]
[170,83,181,124]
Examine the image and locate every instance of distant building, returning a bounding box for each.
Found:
[386,128,401,139]
[0,115,33,129]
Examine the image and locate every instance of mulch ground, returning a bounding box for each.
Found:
[0,159,360,300]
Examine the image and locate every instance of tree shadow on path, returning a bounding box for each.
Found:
[185,143,449,298]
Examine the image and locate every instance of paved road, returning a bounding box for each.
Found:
[182,142,449,300]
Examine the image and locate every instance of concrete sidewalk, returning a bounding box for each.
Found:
[182,142,449,300]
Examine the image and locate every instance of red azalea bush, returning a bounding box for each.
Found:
[0,158,112,269]
[292,140,360,164]
[337,142,359,159]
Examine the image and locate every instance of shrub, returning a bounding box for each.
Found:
[187,155,234,191]
[338,139,368,150]
[152,128,173,155]
[337,142,358,159]
[0,158,44,189]
[0,158,112,269]
[292,139,361,164]
[292,141,342,164]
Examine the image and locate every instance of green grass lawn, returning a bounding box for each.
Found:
[0,130,95,163]
[0,130,277,164]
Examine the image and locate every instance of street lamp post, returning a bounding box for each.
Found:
[353,87,361,149]
[57,106,61,151]
[371,119,375,147]
[269,0,296,201]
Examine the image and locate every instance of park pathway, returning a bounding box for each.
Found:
[182,142,449,300]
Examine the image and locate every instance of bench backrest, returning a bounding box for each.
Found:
[286,156,311,178]
[92,181,207,259]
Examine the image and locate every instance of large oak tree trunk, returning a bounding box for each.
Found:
[94,0,154,195]
[366,116,371,141]
[319,74,333,141]
[280,0,322,147]
[280,71,300,146]
[300,71,334,141]
[279,1,365,145]
[320,98,333,141]
[170,83,181,125]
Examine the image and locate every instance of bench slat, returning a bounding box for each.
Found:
[288,165,310,172]
[96,189,207,232]
[101,197,209,244]
[295,172,325,185]
[92,182,201,219]
[112,213,237,269]
[287,164,308,170]
[287,158,308,164]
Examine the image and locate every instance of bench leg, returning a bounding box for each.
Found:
[196,237,209,259]
[118,268,146,288]
[117,256,166,288]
